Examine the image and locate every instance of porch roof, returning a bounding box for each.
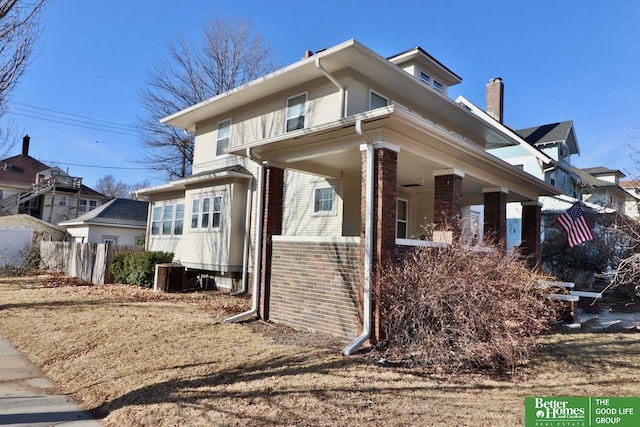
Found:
[227,106,559,202]
[134,165,252,197]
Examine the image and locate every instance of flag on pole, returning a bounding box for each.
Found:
[556,203,593,247]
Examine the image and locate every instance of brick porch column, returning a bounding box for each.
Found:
[360,142,398,344]
[433,169,464,238]
[520,200,542,269]
[483,187,508,250]
[259,165,284,320]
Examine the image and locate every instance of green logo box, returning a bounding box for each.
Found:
[525,397,640,426]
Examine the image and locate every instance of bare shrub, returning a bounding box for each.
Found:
[378,239,560,374]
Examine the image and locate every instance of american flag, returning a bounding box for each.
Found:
[556,203,593,248]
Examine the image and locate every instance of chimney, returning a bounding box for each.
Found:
[486,77,504,123]
[303,49,313,59]
[22,134,30,156]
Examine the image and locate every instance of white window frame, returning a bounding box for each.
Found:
[285,92,307,132]
[58,195,68,206]
[433,79,444,92]
[369,90,389,110]
[151,201,185,236]
[216,119,231,157]
[419,71,431,85]
[396,198,409,239]
[191,193,224,231]
[102,236,118,245]
[312,185,335,216]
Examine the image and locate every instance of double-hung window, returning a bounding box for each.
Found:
[286,93,307,132]
[212,195,222,228]
[369,90,388,110]
[174,203,184,234]
[162,205,174,235]
[313,187,334,214]
[216,119,231,156]
[191,198,200,229]
[396,199,408,239]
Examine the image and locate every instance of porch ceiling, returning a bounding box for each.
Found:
[229,107,558,202]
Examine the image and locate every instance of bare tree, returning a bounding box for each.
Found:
[0,0,44,158]
[138,16,276,180]
[95,174,131,199]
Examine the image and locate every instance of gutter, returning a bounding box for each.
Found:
[342,118,374,355]
[224,148,264,321]
[315,57,345,119]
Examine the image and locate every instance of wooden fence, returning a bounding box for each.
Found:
[40,241,143,285]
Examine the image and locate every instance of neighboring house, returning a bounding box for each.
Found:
[573,167,630,214]
[59,197,148,245]
[620,179,640,220]
[0,136,105,225]
[457,80,583,249]
[136,40,557,344]
[0,214,66,266]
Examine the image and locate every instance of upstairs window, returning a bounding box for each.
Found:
[369,90,388,110]
[58,196,67,206]
[433,79,443,92]
[420,69,444,93]
[216,119,231,156]
[286,93,307,132]
[78,199,98,214]
[419,71,431,85]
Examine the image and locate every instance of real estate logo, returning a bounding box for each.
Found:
[525,397,640,427]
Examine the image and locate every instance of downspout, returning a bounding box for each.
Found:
[315,57,345,119]
[231,150,255,296]
[342,118,374,355]
[224,148,264,321]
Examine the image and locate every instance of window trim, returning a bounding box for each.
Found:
[369,90,389,110]
[285,92,307,132]
[216,118,231,157]
[190,193,224,231]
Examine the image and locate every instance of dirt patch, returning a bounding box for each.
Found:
[1,274,640,426]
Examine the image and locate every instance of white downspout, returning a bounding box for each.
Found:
[231,167,254,296]
[342,119,374,355]
[224,149,264,321]
[315,57,345,119]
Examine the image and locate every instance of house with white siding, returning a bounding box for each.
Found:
[136,40,558,349]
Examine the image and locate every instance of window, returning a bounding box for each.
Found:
[286,93,307,132]
[78,199,98,214]
[201,197,211,228]
[151,206,162,235]
[151,202,184,236]
[314,187,334,213]
[212,195,222,228]
[216,119,231,156]
[369,91,388,110]
[174,203,184,235]
[420,69,444,93]
[419,71,431,85]
[191,198,200,228]
[58,196,67,206]
[191,195,223,230]
[396,199,408,238]
[102,236,118,245]
[0,190,3,200]
[162,205,174,235]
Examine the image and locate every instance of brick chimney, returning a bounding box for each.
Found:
[486,77,504,123]
[22,134,30,156]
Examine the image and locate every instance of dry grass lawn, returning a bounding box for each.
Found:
[1,273,640,426]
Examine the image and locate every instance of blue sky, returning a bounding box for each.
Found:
[4,0,640,189]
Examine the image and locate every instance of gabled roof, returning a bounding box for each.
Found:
[387,46,462,86]
[59,198,148,228]
[582,166,625,178]
[515,121,580,155]
[572,166,625,188]
[0,153,50,188]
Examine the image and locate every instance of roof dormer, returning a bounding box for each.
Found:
[388,47,462,96]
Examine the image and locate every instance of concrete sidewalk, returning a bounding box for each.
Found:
[0,334,101,426]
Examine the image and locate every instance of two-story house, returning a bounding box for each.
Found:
[136,40,558,350]
[0,136,106,226]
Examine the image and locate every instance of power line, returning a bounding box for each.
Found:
[7,111,139,137]
[11,102,138,131]
[44,160,153,171]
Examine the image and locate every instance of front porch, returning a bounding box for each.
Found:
[230,108,557,343]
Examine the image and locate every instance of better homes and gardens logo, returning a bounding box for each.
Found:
[525,397,640,427]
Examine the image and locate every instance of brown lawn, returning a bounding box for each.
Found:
[1,273,639,426]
